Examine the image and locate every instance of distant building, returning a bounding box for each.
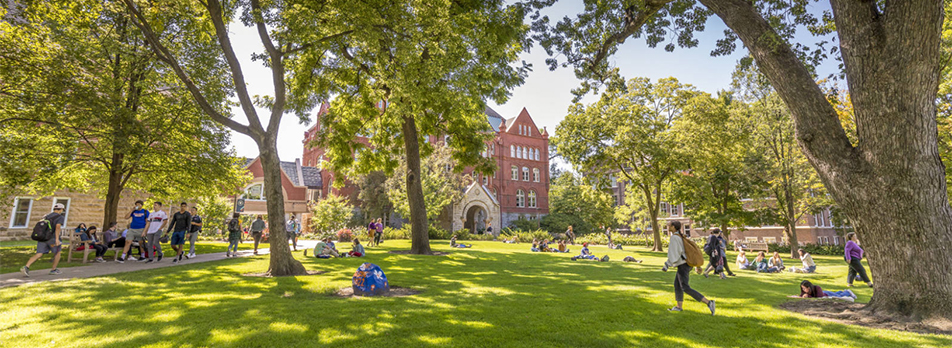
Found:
[234,157,322,232]
[302,105,550,234]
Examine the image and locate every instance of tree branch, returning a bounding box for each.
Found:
[248,0,286,136]
[588,1,673,79]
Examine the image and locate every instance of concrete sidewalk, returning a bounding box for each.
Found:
[0,248,269,289]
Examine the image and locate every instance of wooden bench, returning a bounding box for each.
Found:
[735,241,769,253]
[66,231,93,263]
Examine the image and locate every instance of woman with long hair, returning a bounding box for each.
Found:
[844,232,873,287]
[789,280,856,300]
[83,226,108,262]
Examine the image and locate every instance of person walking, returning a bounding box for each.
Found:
[844,232,873,287]
[374,218,384,247]
[226,213,242,257]
[143,202,168,263]
[119,200,149,263]
[662,220,716,315]
[565,225,576,245]
[21,203,66,276]
[603,225,614,249]
[703,229,727,279]
[286,215,300,251]
[251,215,266,255]
[167,202,192,263]
[187,206,202,258]
[367,220,376,246]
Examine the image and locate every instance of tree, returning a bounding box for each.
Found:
[540,172,614,235]
[309,193,353,235]
[667,92,760,238]
[294,0,531,254]
[554,77,694,251]
[357,171,393,226]
[537,0,952,319]
[385,144,472,222]
[120,0,307,276]
[0,1,247,228]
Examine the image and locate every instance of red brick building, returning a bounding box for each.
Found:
[302,106,550,233]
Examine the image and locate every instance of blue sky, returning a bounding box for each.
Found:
[226,1,837,164]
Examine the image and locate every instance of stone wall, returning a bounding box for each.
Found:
[2,190,144,242]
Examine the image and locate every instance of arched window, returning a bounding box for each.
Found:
[243,183,265,201]
[516,146,521,159]
[528,191,537,208]
[522,167,529,181]
[492,188,497,199]
[516,190,525,207]
[510,145,515,157]
[535,149,540,161]
[522,147,528,159]
[511,165,518,180]
[533,168,540,182]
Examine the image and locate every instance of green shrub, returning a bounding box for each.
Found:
[383,226,410,240]
[508,217,540,231]
[574,232,672,249]
[453,231,496,241]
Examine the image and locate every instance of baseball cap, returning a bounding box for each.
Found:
[53,203,65,210]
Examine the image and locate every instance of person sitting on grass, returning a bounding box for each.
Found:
[571,243,607,261]
[769,251,785,272]
[788,249,816,273]
[348,239,365,257]
[531,239,540,252]
[736,250,752,270]
[558,239,572,253]
[623,256,643,263]
[754,251,772,273]
[450,235,472,248]
[788,280,856,301]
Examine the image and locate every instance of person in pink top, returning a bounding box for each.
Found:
[844,232,873,287]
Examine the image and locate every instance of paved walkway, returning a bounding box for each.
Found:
[0,240,319,289]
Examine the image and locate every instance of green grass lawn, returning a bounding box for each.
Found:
[0,241,253,274]
[0,240,948,347]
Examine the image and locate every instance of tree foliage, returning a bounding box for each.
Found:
[309,193,354,236]
[539,172,614,235]
[356,171,393,225]
[385,144,472,222]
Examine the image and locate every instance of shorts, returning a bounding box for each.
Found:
[129,228,147,242]
[171,231,187,246]
[36,239,62,254]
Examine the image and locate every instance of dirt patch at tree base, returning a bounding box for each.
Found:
[387,250,450,256]
[241,270,326,278]
[780,300,952,336]
[334,286,422,298]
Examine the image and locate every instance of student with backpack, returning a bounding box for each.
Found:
[662,220,716,315]
[226,213,242,257]
[22,203,67,276]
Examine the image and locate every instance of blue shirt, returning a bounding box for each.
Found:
[129,209,150,229]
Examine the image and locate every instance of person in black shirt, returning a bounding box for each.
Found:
[166,202,192,263]
[187,206,202,258]
[22,203,66,277]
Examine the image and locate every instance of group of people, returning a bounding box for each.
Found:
[307,237,366,258]
[530,239,570,253]
[21,200,205,277]
[366,218,384,247]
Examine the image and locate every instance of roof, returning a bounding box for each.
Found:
[485,107,504,132]
[280,161,300,186]
[301,166,322,189]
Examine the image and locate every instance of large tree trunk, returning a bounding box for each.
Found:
[402,115,432,254]
[258,137,306,276]
[784,188,799,259]
[702,0,952,319]
[102,153,125,228]
[642,184,664,252]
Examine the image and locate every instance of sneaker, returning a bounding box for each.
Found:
[668,306,682,312]
[570,256,577,261]
[708,300,716,316]
[116,257,125,264]
[719,273,727,280]
[157,254,163,262]
[846,289,857,299]
[49,269,62,275]
[127,256,137,261]
[137,257,148,262]
[145,259,154,263]
[184,254,190,260]
[189,253,196,258]
[95,258,105,263]
[20,266,29,277]
[172,258,178,264]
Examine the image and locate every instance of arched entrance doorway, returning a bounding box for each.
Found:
[464,205,488,233]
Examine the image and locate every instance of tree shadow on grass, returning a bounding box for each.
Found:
[0,244,948,348]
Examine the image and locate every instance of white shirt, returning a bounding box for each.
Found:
[147,210,168,234]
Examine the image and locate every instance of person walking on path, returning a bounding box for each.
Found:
[844,232,873,287]
[251,215,266,255]
[286,215,300,251]
[119,200,149,263]
[187,207,202,258]
[603,225,614,249]
[21,203,66,277]
[367,220,376,246]
[143,202,168,263]
[663,220,716,315]
[565,225,576,245]
[703,229,728,279]
[167,203,192,264]
[374,218,384,246]
[226,213,242,257]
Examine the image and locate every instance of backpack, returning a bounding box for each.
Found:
[31,213,59,242]
[679,234,705,267]
[228,219,240,233]
[703,236,715,255]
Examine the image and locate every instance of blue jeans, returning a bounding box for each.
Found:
[824,290,852,298]
[228,240,239,253]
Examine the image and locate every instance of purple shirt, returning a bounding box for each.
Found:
[375,222,384,233]
[845,240,864,260]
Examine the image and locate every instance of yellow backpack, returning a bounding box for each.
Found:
[679,234,705,267]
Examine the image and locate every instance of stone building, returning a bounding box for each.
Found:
[3,191,142,242]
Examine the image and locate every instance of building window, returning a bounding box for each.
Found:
[510,145,515,157]
[670,203,680,216]
[613,195,619,207]
[535,149,540,161]
[522,167,529,181]
[492,188,497,199]
[528,126,531,136]
[516,146,522,159]
[511,166,518,180]
[522,147,528,159]
[528,191,537,208]
[660,202,668,215]
[763,237,777,244]
[52,197,71,227]
[516,190,525,207]
[9,197,33,228]
[610,174,617,188]
[482,175,488,185]
[833,236,839,245]
[243,183,266,200]
[745,237,759,243]
[533,168,540,182]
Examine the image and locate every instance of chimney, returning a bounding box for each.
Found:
[295,158,305,186]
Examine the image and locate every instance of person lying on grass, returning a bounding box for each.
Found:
[504,237,517,244]
[348,239,365,257]
[623,256,643,263]
[788,280,856,302]
[571,243,607,261]
[450,235,472,248]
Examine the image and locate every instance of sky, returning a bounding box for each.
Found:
[225,1,837,164]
